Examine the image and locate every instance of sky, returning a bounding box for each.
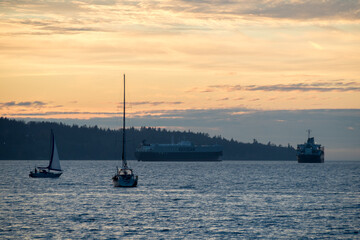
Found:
[0,0,359,160]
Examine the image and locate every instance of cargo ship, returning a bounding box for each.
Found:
[135,140,223,161]
[296,130,324,163]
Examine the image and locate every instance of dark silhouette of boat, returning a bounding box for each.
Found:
[112,74,138,187]
[29,130,63,178]
[135,140,222,161]
[297,130,324,163]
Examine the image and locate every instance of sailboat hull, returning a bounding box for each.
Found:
[112,175,138,187]
[29,172,62,178]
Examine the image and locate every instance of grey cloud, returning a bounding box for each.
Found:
[1,0,357,38]
[19,101,46,106]
[1,101,16,107]
[246,85,360,92]
[3,0,358,29]
[0,101,47,108]
[131,108,254,121]
[208,85,242,92]
[235,97,245,100]
[205,81,360,92]
[41,26,97,33]
[252,0,360,20]
[177,0,360,20]
[201,89,215,93]
[0,0,86,14]
[129,101,183,106]
[87,0,118,6]
[19,20,55,27]
[15,19,100,34]
[4,111,120,116]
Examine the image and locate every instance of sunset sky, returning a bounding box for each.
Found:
[1,0,359,160]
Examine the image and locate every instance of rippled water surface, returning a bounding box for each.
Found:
[1,160,359,239]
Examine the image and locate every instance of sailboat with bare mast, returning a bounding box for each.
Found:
[112,74,138,187]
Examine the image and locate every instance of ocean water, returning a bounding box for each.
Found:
[0,160,359,239]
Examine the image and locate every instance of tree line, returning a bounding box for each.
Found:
[0,117,296,160]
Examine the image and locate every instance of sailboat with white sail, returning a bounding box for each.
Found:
[29,129,63,178]
[112,74,138,187]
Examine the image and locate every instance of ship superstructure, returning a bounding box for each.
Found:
[135,140,223,161]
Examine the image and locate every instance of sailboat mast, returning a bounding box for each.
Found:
[122,74,127,168]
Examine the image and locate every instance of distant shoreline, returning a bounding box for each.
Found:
[1,159,296,161]
[1,117,296,161]
[4,159,360,162]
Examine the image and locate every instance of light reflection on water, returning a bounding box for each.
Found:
[0,160,359,239]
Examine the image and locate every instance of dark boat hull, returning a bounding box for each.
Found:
[297,154,324,163]
[29,172,62,178]
[112,176,138,187]
[135,151,222,162]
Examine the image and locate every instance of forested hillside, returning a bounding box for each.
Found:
[0,117,296,160]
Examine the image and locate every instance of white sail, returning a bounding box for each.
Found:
[49,139,61,171]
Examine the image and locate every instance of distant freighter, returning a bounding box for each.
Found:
[135,141,223,161]
[296,130,324,163]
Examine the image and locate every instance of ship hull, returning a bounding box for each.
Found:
[297,154,324,163]
[135,151,222,162]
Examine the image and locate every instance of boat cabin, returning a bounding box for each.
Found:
[118,168,133,176]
